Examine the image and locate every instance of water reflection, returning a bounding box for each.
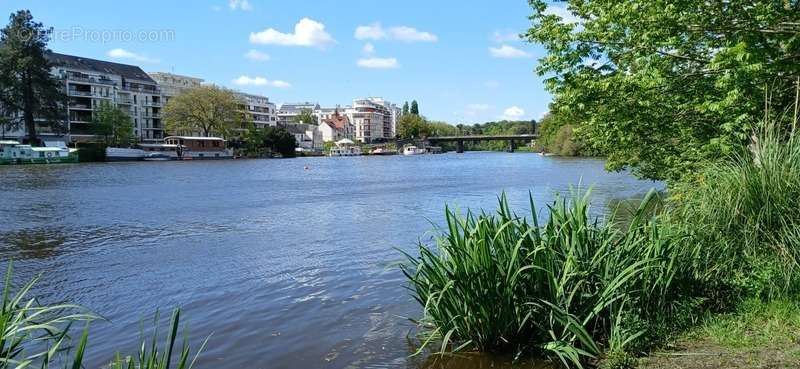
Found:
[0,228,67,260]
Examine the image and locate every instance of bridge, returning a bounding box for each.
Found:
[427,134,538,153]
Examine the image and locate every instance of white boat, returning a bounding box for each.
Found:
[106,147,146,161]
[329,138,362,157]
[106,136,234,162]
[402,145,426,156]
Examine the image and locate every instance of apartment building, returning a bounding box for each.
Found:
[148,72,203,104]
[344,97,399,143]
[277,102,320,126]
[47,53,164,143]
[236,92,277,129]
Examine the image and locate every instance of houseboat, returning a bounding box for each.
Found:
[328,138,362,157]
[0,140,78,165]
[106,136,233,161]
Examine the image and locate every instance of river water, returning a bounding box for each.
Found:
[0,152,660,369]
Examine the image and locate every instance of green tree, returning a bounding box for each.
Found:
[397,113,430,139]
[525,0,800,181]
[91,101,134,146]
[163,85,242,137]
[410,100,419,115]
[244,126,297,158]
[294,109,318,125]
[402,101,410,115]
[0,10,66,145]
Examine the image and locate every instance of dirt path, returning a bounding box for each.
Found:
[639,338,800,369]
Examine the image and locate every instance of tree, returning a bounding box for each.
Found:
[244,126,296,158]
[526,0,800,181]
[402,101,410,115]
[293,109,318,125]
[410,100,419,115]
[397,113,430,139]
[163,85,242,137]
[91,101,134,146]
[0,10,66,145]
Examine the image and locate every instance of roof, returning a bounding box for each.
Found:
[322,111,350,130]
[285,124,311,134]
[46,52,156,83]
[279,102,320,113]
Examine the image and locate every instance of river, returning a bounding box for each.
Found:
[0,152,661,369]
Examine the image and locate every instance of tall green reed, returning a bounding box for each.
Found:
[401,190,682,368]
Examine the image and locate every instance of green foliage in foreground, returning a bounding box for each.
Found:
[688,299,800,350]
[669,127,800,301]
[401,190,692,368]
[1,264,206,369]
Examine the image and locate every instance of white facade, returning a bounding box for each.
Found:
[343,97,399,143]
[235,92,277,129]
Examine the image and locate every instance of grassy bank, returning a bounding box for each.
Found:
[402,127,800,368]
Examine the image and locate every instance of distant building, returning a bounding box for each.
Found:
[319,109,353,142]
[277,102,320,126]
[147,72,204,104]
[286,123,322,151]
[235,92,277,129]
[344,97,399,143]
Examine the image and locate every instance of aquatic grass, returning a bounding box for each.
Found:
[0,263,95,369]
[401,189,684,368]
[669,125,800,300]
[108,308,209,369]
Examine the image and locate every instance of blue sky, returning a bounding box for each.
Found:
[1,0,555,124]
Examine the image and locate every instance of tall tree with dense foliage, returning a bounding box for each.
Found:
[293,109,318,125]
[410,100,419,115]
[164,85,242,137]
[397,113,430,139]
[91,101,134,146]
[526,1,800,181]
[0,10,66,145]
[402,101,409,115]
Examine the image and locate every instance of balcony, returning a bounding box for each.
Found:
[68,90,92,97]
[116,98,134,105]
[68,103,92,110]
[143,101,162,107]
[142,113,162,119]
[67,74,116,86]
[121,84,160,94]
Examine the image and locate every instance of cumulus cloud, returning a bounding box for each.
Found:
[489,44,531,59]
[232,76,291,88]
[354,23,437,42]
[249,18,335,48]
[228,0,252,11]
[356,57,400,69]
[107,48,159,63]
[244,49,270,61]
[502,106,526,120]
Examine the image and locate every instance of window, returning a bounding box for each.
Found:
[212,141,220,147]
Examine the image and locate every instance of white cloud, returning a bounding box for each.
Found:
[362,43,375,55]
[107,48,159,63]
[249,18,335,48]
[489,44,531,59]
[502,106,526,120]
[485,80,500,89]
[543,4,581,24]
[354,23,386,40]
[354,23,437,42]
[356,57,400,69]
[389,26,437,42]
[228,0,252,11]
[244,49,271,61]
[232,76,291,88]
[492,30,520,43]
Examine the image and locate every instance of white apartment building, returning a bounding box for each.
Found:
[236,92,277,129]
[277,102,320,126]
[343,97,400,143]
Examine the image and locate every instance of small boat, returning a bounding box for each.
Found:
[402,145,426,156]
[371,147,396,156]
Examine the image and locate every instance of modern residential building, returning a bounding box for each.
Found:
[277,102,320,126]
[344,97,400,143]
[147,72,204,105]
[235,92,277,129]
[319,109,353,142]
[3,53,164,143]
